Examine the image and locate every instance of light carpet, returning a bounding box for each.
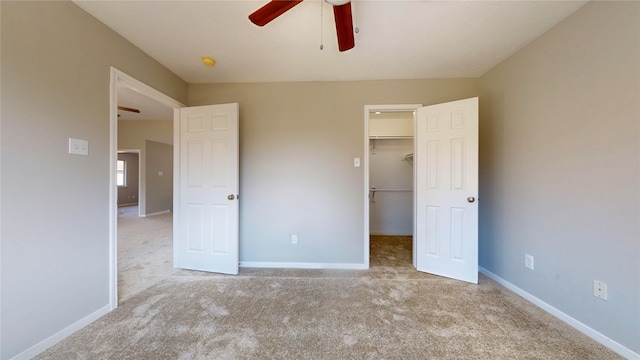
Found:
[117,205,178,303]
[36,236,621,359]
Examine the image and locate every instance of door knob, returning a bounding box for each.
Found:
[227,194,235,200]
[467,197,475,203]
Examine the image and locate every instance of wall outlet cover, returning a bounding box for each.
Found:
[593,280,607,300]
[525,254,534,270]
[69,138,89,155]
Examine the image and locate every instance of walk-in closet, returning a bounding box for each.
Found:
[368,111,414,238]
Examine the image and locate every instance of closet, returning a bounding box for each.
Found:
[368,111,414,235]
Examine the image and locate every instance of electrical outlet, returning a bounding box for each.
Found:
[291,234,298,245]
[525,254,534,270]
[593,280,607,300]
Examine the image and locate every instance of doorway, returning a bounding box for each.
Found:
[365,99,480,284]
[117,150,140,209]
[364,105,421,268]
[109,68,185,308]
[368,111,416,268]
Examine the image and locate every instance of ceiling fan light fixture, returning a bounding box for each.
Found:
[201,56,216,67]
[325,0,349,5]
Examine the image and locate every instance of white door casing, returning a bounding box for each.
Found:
[110,68,185,308]
[174,103,239,275]
[363,105,422,268]
[415,97,479,284]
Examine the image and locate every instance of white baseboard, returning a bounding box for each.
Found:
[117,202,138,208]
[9,304,111,360]
[140,209,171,217]
[240,262,368,270]
[479,267,639,360]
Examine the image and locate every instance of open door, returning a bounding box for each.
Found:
[174,103,239,275]
[415,97,478,284]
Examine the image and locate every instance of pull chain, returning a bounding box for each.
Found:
[320,0,324,50]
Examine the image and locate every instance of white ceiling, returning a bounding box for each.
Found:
[75,0,587,85]
[117,85,174,120]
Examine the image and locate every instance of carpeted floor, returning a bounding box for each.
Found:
[117,205,178,302]
[36,235,621,359]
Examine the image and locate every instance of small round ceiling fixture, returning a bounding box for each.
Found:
[325,0,350,5]
[201,56,216,67]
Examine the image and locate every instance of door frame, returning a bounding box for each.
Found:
[109,67,184,309]
[363,104,421,268]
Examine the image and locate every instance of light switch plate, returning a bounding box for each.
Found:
[354,158,360,167]
[69,138,88,155]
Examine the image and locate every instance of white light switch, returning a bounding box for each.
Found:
[354,158,360,167]
[158,171,164,176]
[69,138,88,155]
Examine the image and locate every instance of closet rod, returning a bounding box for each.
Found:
[369,188,412,202]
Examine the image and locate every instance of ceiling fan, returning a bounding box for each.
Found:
[249,0,355,52]
[117,106,140,113]
[117,106,140,117]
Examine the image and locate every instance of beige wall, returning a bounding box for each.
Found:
[0,2,186,358]
[145,140,173,214]
[189,79,478,264]
[478,1,639,353]
[118,119,173,215]
[4,0,637,358]
[118,119,174,147]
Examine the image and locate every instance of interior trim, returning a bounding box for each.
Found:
[479,267,639,360]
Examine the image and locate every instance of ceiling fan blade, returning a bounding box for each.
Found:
[249,0,303,27]
[332,2,354,52]
[118,106,140,113]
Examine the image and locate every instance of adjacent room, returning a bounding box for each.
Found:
[1,1,638,359]
[116,84,177,302]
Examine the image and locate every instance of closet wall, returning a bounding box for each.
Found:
[369,112,414,235]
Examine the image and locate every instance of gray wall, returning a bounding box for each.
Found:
[117,152,139,206]
[145,140,173,214]
[118,119,173,215]
[0,2,187,358]
[478,1,639,353]
[369,139,413,235]
[188,79,479,264]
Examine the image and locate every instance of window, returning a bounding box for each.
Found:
[117,160,126,187]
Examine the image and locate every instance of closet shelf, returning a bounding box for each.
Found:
[369,135,413,140]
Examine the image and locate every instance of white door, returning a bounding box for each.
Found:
[415,97,478,284]
[174,103,239,274]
